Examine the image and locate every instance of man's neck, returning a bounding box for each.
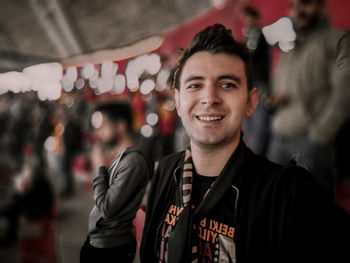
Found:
[190,138,240,177]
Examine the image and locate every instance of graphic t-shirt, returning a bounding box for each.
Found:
[157,172,237,263]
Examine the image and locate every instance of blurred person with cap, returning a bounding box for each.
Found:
[80,101,153,263]
[266,0,349,192]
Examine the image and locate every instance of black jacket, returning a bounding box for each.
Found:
[140,140,350,263]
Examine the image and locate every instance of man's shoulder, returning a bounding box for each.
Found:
[113,145,154,174]
[121,148,147,164]
[255,156,320,192]
[158,151,185,168]
[243,146,281,173]
[246,147,312,183]
[313,26,345,49]
[124,145,146,155]
[124,145,152,162]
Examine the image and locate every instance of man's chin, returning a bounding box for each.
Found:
[192,138,225,149]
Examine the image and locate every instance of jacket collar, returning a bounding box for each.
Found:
[173,138,253,218]
[194,139,249,218]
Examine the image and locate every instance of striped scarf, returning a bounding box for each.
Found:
[182,148,194,205]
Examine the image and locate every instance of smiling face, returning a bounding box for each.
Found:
[174,51,258,150]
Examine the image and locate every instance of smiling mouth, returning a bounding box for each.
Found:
[196,116,224,122]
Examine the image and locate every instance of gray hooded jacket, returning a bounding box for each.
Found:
[88,146,153,248]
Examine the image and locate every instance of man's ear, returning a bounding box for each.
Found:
[246,87,259,116]
[174,89,182,117]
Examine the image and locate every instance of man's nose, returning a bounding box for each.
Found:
[200,86,221,105]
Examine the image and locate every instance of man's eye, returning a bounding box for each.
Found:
[186,84,200,90]
[221,82,237,89]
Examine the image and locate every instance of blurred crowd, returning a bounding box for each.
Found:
[0,83,187,261]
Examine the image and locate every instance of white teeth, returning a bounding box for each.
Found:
[198,116,223,121]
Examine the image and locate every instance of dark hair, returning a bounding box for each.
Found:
[243,6,260,19]
[298,0,325,5]
[167,67,177,88]
[172,23,254,91]
[94,100,133,132]
[290,0,325,9]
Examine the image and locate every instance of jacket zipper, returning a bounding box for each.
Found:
[153,166,181,258]
[230,185,240,216]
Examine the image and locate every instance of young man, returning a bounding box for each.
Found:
[140,24,349,263]
[80,101,153,263]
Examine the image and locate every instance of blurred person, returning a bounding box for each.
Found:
[241,5,272,156]
[16,155,57,263]
[0,154,56,262]
[333,30,350,179]
[156,94,177,156]
[0,94,17,186]
[159,67,189,155]
[6,94,33,169]
[140,24,350,263]
[46,102,69,195]
[60,98,87,198]
[26,98,55,175]
[80,101,153,263]
[266,0,348,192]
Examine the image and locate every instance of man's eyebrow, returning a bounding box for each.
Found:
[184,76,204,84]
[218,74,241,83]
[184,74,241,84]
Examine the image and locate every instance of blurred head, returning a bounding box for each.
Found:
[91,101,133,146]
[289,0,325,29]
[242,5,261,28]
[172,23,254,92]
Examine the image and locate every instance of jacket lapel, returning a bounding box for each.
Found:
[194,140,249,218]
